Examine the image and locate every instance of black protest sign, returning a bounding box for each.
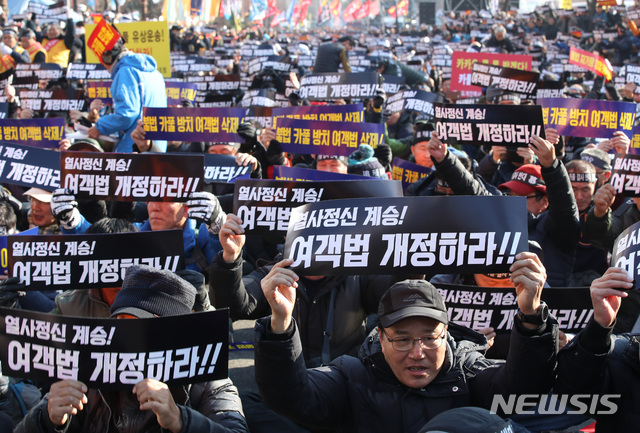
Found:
[66,63,111,80]
[434,103,545,147]
[18,89,85,112]
[61,152,204,202]
[9,231,185,291]
[536,80,565,99]
[0,307,228,389]
[0,141,60,190]
[234,179,403,235]
[15,63,64,81]
[299,72,380,101]
[402,89,444,118]
[239,89,277,108]
[204,154,251,184]
[381,75,406,95]
[624,64,640,85]
[284,196,529,276]
[247,56,292,75]
[27,0,67,21]
[0,69,12,90]
[185,74,242,93]
[610,153,640,197]
[434,283,592,335]
[198,94,235,108]
[470,62,539,96]
[245,106,274,128]
[612,220,640,288]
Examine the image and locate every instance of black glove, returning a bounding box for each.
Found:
[51,188,81,230]
[374,143,392,170]
[237,122,258,153]
[373,88,386,109]
[186,191,226,235]
[0,277,25,308]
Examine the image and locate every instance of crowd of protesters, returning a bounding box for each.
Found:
[0,2,639,432]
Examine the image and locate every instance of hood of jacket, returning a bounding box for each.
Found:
[112,51,159,76]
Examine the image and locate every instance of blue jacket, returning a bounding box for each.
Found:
[95,52,167,153]
[64,215,221,275]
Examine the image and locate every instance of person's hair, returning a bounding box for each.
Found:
[494,25,506,35]
[0,201,17,233]
[85,218,137,234]
[20,29,35,39]
[566,159,596,175]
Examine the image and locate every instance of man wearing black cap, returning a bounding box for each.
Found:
[312,36,355,73]
[253,253,558,433]
[15,265,249,433]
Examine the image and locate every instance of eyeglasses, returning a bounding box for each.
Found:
[525,195,538,199]
[381,328,446,351]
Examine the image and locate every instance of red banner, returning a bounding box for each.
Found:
[569,46,613,81]
[86,20,121,67]
[450,51,533,93]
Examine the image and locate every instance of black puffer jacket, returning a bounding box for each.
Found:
[404,150,501,197]
[255,317,558,433]
[14,379,248,433]
[210,252,391,366]
[555,319,640,432]
[529,159,580,287]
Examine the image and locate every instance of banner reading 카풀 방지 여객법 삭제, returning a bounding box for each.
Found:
[142,107,245,143]
[234,178,403,235]
[60,151,204,202]
[433,283,592,335]
[433,102,545,147]
[272,103,364,126]
[538,97,636,139]
[284,196,529,276]
[0,119,65,149]
[0,307,229,389]
[275,118,384,156]
[8,230,185,291]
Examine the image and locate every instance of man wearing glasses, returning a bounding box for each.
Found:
[253,252,558,432]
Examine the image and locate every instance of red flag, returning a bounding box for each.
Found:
[343,0,361,22]
[266,0,278,18]
[353,0,370,20]
[369,0,380,17]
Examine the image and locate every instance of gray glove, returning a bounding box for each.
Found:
[51,188,81,230]
[186,191,226,235]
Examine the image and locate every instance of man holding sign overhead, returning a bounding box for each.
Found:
[85,21,167,153]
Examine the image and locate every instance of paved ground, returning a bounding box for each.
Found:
[228,319,258,394]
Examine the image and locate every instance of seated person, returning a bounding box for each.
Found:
[254,253,558,432]
[15,265,249,433]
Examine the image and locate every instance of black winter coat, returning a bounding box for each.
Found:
[209,252,391,366]
[255,318,558,433]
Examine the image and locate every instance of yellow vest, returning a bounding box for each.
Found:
[0,46,24,73]
[27,42,47,63]
[43,38,69,68]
